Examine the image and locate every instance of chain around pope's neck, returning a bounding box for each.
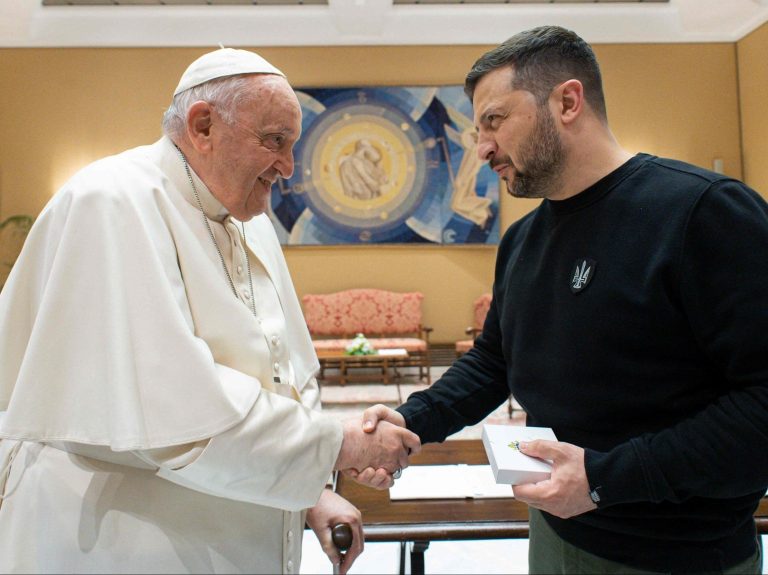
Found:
[175,146,257,318]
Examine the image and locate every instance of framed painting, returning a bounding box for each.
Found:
[269,86,499,245]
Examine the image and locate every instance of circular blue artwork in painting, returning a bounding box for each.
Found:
[270,86,499,245]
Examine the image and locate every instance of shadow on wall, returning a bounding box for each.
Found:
[0,215,34,291]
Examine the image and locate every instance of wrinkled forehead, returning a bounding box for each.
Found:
[472,67,533,127]
[472,66,516,105]
[241,75,302,131]
[248,75,300,109]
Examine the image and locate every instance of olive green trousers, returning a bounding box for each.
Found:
[528,507,762,575]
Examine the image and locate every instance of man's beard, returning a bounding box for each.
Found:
[506,105,565,199]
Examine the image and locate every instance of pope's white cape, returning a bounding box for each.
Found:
[0,137,319,450]
[0,137,339,574]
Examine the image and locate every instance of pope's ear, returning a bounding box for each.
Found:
[186,101,214,152]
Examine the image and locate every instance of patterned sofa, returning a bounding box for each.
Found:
[302,288,433,384]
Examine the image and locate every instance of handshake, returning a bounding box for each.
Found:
[334,404,419,490]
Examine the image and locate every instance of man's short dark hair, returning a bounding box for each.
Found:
[465,26,607,121]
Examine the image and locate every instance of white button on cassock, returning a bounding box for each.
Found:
[271,335,279,346]
[273,362,280,372]
[287,560,293,572]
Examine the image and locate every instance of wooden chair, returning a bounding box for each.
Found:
[455,293,492,357]
[455,294,518,418]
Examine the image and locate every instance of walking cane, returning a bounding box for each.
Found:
[331,522,353,575]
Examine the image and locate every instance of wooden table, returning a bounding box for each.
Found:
[335,440,524,574]
[316,349,409,386]
[335,439,768,575]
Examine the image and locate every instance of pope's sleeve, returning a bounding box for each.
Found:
[138,365,342,511]
[299,375,322,413]
[297,375,337,487]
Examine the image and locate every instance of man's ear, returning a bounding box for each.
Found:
[186,101,214,152]
[553,79,584,126]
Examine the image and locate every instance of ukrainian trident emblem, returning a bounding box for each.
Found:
[570,258,596,294]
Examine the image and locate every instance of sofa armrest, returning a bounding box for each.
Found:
[465,327,482,339]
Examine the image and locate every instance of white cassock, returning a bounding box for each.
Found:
[0,136,342,574]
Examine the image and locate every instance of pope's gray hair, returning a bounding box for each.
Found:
[161,74,259,139]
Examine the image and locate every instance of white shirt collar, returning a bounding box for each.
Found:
[159,135,230,223]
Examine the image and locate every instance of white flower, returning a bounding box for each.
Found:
[345,333,376,356]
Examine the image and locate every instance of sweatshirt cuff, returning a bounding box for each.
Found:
[396,399,436,441]
[584,440,655,508]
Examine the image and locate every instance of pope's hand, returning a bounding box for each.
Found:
[511,439,597,519]
[342,404,412,489]
[335,410,420,477]
[306,489,363,575]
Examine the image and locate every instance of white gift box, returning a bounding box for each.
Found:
[481,424,558,485]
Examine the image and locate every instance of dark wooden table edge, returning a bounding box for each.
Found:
[362,516,768,543]
[362,521,530,542]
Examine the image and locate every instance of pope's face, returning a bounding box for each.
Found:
[472,66,565,199]
[207,75,302,221]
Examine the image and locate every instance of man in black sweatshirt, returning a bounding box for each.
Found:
[350,25,768,574]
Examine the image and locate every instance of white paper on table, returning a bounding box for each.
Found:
[388,464,514,500]
[377,348,408,356]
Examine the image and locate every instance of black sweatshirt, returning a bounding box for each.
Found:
[397,154,768,572]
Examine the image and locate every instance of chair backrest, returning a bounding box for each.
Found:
[303,288,424,336]
[473,293,493,330]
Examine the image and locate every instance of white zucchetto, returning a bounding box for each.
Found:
[173,48,285,96]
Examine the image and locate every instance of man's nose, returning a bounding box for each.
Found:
[275,149,295,180]
[476,132,497,162]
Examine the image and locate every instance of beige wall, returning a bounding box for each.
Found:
[738,22,768,196]
[0,43,744,341]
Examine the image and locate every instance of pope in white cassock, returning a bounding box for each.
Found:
[0,49,420,574]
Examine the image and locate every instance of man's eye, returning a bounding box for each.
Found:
[261,134,285,149]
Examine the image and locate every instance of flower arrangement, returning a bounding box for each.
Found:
[345,333,377,356]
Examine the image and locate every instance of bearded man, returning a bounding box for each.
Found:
[356,25,768,574]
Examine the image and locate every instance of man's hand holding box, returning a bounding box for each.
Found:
[482,424,558,485]
[482,424,598,519]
